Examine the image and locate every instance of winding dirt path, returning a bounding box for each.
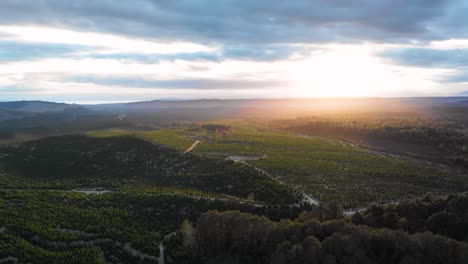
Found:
[184,140,200,153]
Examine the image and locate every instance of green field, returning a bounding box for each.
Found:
[88,120,466,208]
[87,128,196,151]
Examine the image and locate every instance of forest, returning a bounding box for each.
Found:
[171,194,468,263]
[186,208,468,264]
[0,189,307,263]
[271,115,468,167]
[352,194,468,242]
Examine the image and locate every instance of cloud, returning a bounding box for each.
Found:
[221,45,299,61]
[65,75,290,90]
[89,44,300,63]
[380,47,468,83]
[1,0,468,100]
[381,48,468,68]
[0,0,461,44]
[89,52,219,63]
[0,25,214,54]
[0,25,302,62]
[0,85,46,93]
[439,72,468,83]
[0,41,93,62]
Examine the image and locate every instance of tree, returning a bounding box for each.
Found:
[181,219,195,248]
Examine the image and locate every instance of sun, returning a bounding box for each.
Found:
[287,44,399,97]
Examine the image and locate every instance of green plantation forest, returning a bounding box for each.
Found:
[0,98,468,263]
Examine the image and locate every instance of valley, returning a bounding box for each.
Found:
[0,98,467,263]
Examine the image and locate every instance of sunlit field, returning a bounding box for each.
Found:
[88,119,462,208]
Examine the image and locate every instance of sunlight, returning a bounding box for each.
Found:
[288,45,451,97]
[287,45,384,97]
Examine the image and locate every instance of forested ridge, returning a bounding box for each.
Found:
[0,135,299,205]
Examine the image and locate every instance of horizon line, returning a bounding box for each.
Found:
[1,96,467,105]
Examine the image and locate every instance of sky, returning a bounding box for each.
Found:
[1,0,468,103]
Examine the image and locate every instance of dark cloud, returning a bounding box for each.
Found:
[0,0,461,45]
[66,75,289,90]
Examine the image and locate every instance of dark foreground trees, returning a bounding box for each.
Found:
[352,194,468,242]
[186,210,468,264]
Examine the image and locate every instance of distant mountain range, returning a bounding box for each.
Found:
[0,100,87,122]
[0,100,83,113]
[2,97,468,112]
[1,97,468,125]
[84,97,468,117]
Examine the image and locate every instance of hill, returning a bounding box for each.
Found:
[0,135,299,205]
[0,108,128,136]
[0,101,84,113]
[0,108,34,122]
[87,97,468,112]
[0,101,92,132]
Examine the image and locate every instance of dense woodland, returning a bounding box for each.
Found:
[176,194,468,263]
[353,194,468,242]
[271,115,468,167]
[0,190,307,263]
[185,209,468,263]
[2,189,468,263]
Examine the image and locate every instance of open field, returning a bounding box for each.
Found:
[88,128,197,151]
[88,120,466,208]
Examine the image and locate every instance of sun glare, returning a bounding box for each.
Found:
[287,44,452,98]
